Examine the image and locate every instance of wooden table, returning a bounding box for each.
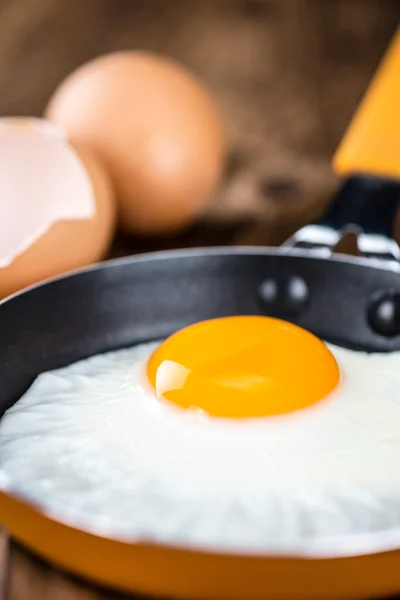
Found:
[1,0,400,597]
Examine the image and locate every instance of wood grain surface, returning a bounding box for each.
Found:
[0,0,399,598]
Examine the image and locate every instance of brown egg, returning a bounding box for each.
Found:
[0,118,116,299]
[45,51,226,235]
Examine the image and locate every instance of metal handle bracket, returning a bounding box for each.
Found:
[284,176,400,263]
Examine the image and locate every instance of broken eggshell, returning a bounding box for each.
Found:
[0,118,116,298]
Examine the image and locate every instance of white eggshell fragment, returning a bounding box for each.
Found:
[0,118,95,268]
[0,117,116,299]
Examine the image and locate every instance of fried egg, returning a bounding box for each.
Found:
[1,316,400,552]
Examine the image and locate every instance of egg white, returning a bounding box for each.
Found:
[1,341,400,551]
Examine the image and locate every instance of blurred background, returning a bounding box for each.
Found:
[0,0,399,250]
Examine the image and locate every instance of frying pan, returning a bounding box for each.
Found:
[0,27,400,600]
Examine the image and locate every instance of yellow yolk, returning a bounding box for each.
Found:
[146,316,340,419]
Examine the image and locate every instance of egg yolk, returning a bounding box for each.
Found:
[146,316,340,419]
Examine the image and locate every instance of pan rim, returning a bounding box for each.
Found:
[1,243,400,310]
[2,245,400,560]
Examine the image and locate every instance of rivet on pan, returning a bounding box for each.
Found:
[258,279,279,306]
[285,276,310,315]
[258,276,309,317]
[368,290,400,337]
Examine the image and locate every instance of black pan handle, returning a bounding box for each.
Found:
[284,175,400,262]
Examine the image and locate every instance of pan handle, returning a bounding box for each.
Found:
[284,175,400,262]
[333,26,400,181]
[285,26,400,262]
